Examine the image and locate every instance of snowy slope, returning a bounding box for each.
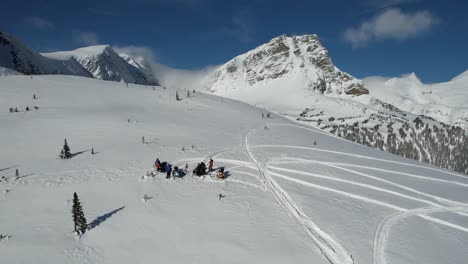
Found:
[1,75,468,264]
[0,66,22,76]
[361,72,468,129]
[0,31,158,85]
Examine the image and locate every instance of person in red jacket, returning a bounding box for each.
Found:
[155,158,160,171]
[209,159,214,172]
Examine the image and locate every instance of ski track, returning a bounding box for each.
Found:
[242,127,354,264]
[373,207,468,264]
[269,158,468,207]
[269,166,443,208]
[268,171,468,232]
[263,123,468,180]
[254,144,468,182]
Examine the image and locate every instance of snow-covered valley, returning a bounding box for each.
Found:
[1,75,468,264]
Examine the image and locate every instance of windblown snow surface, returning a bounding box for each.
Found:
[1,75,468,264]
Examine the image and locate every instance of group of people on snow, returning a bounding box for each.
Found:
[153,158,224,179]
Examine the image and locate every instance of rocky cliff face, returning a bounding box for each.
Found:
[205,34,368,96]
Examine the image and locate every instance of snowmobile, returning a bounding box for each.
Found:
[193,162,207,176]
[216,168,225,179]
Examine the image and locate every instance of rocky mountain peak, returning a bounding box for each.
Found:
[206,34,368,96]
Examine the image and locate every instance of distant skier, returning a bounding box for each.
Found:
[184,163,189,173]
[208,159,214,172]
[165,163,172,179]
[314,140,317,145]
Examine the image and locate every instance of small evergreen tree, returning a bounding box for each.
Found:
[176,91,180,101]
[60,139,72,159]
[72,192,88,235]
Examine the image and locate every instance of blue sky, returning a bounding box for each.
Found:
[2,0,467,82]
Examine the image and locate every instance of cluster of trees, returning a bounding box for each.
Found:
[9,106,39,113]
[327,118,468,174]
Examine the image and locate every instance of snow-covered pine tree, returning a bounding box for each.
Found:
[72,192,87,235]
[60,139,72,159]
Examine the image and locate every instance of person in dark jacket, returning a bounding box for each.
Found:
[165,163,172,179]
[209,159,214,172]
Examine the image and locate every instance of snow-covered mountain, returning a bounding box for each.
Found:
[1,74,468,264]
[42,46,159,86]
[0,31,158,85]
[0,32,68,75]
[205,34,368,100]
[360,72,468,130]
[200,34,468,175]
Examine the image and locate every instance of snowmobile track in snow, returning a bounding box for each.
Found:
[373,206,468,264]
[242,126,354,264]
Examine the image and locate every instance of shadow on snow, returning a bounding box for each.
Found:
[88,206,126,230]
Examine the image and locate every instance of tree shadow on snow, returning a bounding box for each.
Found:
[0,166,16,172]
[15,174,34,181]
[71,149,90,158]
[88,206,126,231]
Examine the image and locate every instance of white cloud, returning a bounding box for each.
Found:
[224,8,254,43]
[114,45,218,90]
[76,32,100,46]
[114,45,158,64]
[25,16,54,30]
[344,8,439,47]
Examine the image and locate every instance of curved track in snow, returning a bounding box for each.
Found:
[242,127,354,264]
[373,206,468,264]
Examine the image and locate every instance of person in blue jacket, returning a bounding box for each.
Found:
[165,163,172,179]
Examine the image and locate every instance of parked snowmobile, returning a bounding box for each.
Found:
[216,167,225,179]
[193,162,207,176]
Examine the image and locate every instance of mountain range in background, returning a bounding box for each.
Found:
[0,32,158,85]
[1,30,467,174]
